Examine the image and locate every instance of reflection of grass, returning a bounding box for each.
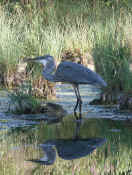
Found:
[0,117,132,174]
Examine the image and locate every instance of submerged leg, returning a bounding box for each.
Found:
[74,116,82,139]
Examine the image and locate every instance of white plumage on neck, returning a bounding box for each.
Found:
[41,55,56,82]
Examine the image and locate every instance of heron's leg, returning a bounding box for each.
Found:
[73,85,79,117]
[74,88,79,113]
[76,86,82,118]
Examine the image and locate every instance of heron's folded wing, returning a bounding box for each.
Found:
[54,61,98,84]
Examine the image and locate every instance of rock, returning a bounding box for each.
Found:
[90,90,132,111]
[40,102,67,119]
[118,94,132,110]
[8,93,67,119]
[11,102,67,123]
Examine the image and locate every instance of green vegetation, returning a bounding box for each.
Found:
[8,81,42,114]
[0,0,132,97]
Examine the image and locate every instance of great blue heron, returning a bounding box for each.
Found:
[25,55,107,117]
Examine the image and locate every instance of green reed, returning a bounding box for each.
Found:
[0,0,132,91]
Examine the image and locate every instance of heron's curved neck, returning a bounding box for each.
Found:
[42,64,56,82]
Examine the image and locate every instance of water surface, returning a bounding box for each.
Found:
[0,84,132,175]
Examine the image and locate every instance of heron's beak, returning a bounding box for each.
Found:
[24,57,47,66]
[23,57,39,63]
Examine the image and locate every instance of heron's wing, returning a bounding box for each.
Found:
[54,61,106,86]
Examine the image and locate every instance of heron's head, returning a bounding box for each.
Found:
[24,55,55,67]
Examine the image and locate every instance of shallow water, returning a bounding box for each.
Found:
[56,84,132,120]
[0,85,132,175]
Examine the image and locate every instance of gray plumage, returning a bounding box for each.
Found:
[54,61,106,86]
[25,55,107,118]
[28,138,106,165]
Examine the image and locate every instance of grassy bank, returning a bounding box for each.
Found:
[0,0,132,96]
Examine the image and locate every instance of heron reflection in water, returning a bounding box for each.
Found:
[25,55,107,118]
[28,120,106,165]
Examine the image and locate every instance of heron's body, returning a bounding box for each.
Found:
[25,55,107,118]
[53,61,105,85]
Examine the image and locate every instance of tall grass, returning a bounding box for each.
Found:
[0,0,132,92]
[0,12,23,65]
